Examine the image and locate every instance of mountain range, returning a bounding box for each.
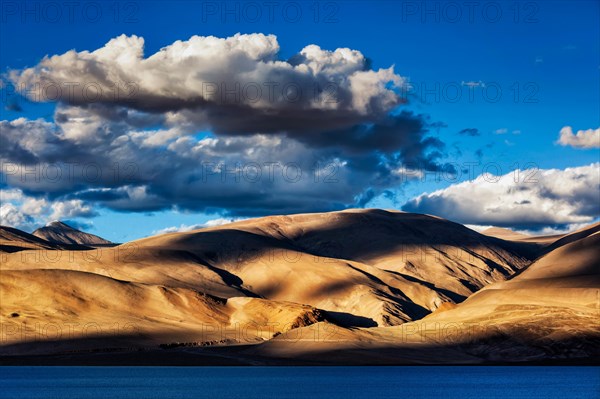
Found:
[0,210,598,365]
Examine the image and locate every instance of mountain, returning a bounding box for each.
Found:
[3,210,534,328]
[1,210,597,364]
[404,226,600,362]
[32,221,112,246]
[252,221,599,364]
[0,226,59,253]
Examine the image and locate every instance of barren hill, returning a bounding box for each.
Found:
[0,226,60,253]
[32,221,112,246]
[2,210,534,329]
[1,210,597,364]
[252,221,599,364]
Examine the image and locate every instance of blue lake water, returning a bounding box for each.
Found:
[0,366,598,399]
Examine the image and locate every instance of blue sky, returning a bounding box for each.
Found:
[1,0,599,241]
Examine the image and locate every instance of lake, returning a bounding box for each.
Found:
[1,366,598,399]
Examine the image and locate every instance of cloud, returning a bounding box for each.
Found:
[402,163,600,231]
[494,128,508,134]
[152,224,203,235]
[49,199,97,220]
[0,203,36,231]
[9,33,406,136]
[458,128,480,136]
[203,217,248,227]
[1,34,452,220]
[1,111,447,217]
[152,217,247,235]
[0,188,97,231]
[516,223,590,236]
[557,126,600,149]
[461,81,485,88]
[466,222,590,236]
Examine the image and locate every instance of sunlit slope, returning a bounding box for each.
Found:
[0,268,325,355]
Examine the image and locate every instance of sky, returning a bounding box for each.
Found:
[0,0,599,242]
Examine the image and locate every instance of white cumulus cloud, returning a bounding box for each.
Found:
[557,126,600,149]
[152,217,247,235]
[8,33,405,134]
[0,188,97,231]
[403,163,600,230]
